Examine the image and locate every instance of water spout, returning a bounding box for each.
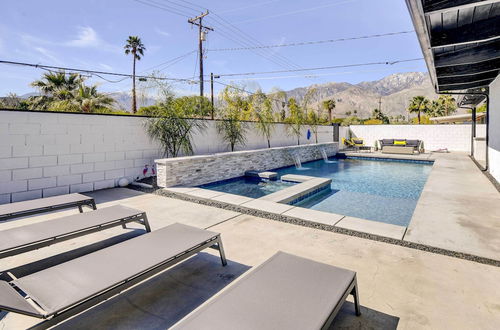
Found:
[293,154,302,169]
[320,148,335,163]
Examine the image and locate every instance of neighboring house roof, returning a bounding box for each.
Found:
[430,112,486,123]
[406,0,500,94]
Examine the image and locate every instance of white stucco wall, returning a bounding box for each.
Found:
[347,124,486,152]
[0,110,335,204]
[488,75,500,183]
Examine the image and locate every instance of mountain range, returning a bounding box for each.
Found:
[283,72,439,119]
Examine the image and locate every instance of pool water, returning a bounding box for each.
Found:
[276,158,432,226]
[201,177,296,199]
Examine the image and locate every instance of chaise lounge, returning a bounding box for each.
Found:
[0,193,96,222]
[0,223,226,329]
[0,205,150,259]
[171,251,361,330]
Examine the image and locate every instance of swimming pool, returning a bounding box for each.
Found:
[202,157,433,227]
[276,158,432,226]
[201,177,296,199]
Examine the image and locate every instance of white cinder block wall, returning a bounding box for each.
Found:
[0,110,336,204]
[347,124,486,152]
[0,111,162,204]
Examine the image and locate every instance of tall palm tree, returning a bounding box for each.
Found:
[124,36,146,114]
[407,96,431,124]
[323,99,336,122]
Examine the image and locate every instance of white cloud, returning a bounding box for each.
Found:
[65,26,120,53]
[34,47,61,63]
[99,63,113,71]
[66,26,99,47]
[155,28,170,38]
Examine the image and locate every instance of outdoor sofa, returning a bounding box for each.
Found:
[0,223,226,329]
[378,139,424,154]
[171,251,361,330]
[0,193,96,222]
[0,205,150,259]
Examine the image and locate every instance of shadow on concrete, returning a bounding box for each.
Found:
[86,187,146,204]
[52,253,250,330]
[1,229,146,279]
[329,301,400,329]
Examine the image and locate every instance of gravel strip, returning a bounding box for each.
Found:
[130,187,500,267]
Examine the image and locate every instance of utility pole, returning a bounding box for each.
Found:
[188,11,213,102]
[378,97,382,112]
[210,73,220,120]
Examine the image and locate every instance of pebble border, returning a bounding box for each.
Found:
[152,188,500,268]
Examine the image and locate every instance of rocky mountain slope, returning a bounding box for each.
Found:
[283,72,438,119]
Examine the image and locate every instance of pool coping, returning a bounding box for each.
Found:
[162,181,408,240]
[156,188,500,266]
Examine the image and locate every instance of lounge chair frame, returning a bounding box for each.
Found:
[0,194,97,222]
[0,227,226,330]
[0,208,151,260]
[171,251,360,330]
[322,276,361,329]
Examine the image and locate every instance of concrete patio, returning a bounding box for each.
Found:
[1,188,499,329]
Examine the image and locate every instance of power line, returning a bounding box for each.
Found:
[0,60,197,83]
[218,66,423,81]
[236,0,360,24]
[208,30,415,51]
[133,0,191,17]
[154,0,304,70]
[217,58,424,77]
[140,50,197,73]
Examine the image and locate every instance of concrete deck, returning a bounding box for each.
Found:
[404,152,500,261]
[1,188,499,329]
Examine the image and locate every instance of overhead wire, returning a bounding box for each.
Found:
[0,60,198,83]
[216,58,424,77]
[154,0,304,70]
[208,31,416,51]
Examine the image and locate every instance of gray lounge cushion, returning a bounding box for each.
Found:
[406,139,419,147]
[13,223,220,316]
[172,251,356,330]
[381,139,394,145]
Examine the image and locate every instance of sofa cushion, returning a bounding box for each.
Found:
[381,139,393,145]
[406,140,419,147]
[394,140,406,146]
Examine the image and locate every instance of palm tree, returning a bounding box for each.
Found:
[407,96,431,124]
[31,71,82,100]
[433,95,457,117]
[323,99,336,122]
[72,84,115,113]
[124,36,146,114]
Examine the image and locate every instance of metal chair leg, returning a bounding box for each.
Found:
[352,278,361,316]
[217,238,227,266]
[142,213,152,232]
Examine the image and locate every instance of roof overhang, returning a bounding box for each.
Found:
[406,0,500,97]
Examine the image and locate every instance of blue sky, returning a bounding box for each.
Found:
[0,0,427,97]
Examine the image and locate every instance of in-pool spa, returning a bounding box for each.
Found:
[201,177,296,199]
[202,157,433,227]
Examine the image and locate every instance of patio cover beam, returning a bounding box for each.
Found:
[424,0,500,15]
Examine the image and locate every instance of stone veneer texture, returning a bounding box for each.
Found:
[156,142,338,187]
